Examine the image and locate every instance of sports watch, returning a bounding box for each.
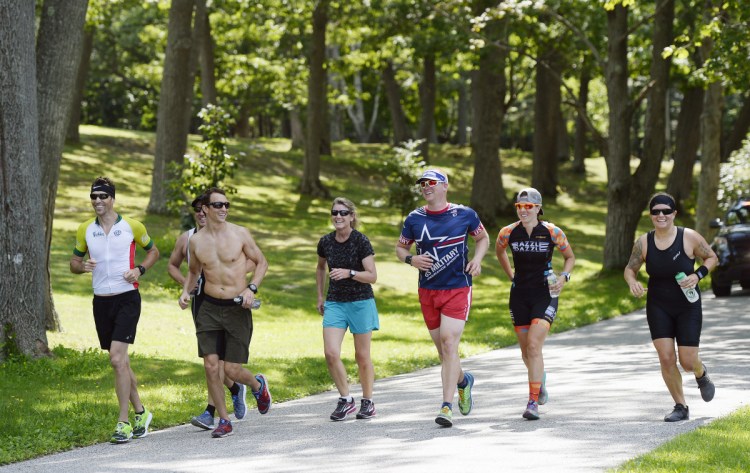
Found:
[561,272,571,282]
[137,265,146,275]
[405,255,413,266]
[248,283,258,294]
[349,270,357,279]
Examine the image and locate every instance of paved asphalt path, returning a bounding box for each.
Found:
[4,290,749,473]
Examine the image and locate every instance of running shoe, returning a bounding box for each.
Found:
[538,372,549,405]
[522,399,540,420]
[191,410,214,430]
[232,382,248,419]
[330,398,357,421]
[435,406,453,427]
[253,374,272,414]
[458,371,475,415]
[110,421,133,444]
[133,407,153,438]
[696,364,715,402]
[211,418,233,438]
[356,399,376,419]
[664,403,689,422]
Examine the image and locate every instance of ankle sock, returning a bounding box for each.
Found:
[206,404,216,416]
[229,383,240,396]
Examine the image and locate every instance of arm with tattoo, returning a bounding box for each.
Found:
[624,236,647,297]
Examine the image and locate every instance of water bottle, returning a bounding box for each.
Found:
[547,271,560,298]
[233,296,262,309]
[675,272,699,303]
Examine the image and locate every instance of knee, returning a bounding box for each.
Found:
[657,350,678,367]
[204,358,220,377]
[678,355,697,372]
[222,363,241,380]
[355,350,371,367]
[324,348,341,364]
[525,341,542,359]
[440,337,458,356]
[109,353,129,371]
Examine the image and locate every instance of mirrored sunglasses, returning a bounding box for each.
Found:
[419,180,440,189]
[515,203,538,210]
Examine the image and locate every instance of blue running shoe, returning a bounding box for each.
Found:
[191,410,214,430]
[232,383,247,419]
[458,372,474,415]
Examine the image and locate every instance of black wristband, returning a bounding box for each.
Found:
[694,265,708,280]
[405,255,413,266]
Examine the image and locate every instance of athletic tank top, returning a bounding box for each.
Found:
[645,227,699,304]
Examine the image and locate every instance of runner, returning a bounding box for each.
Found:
[167,193,254,429]
[70,176,160,443]
[496,187,575,420]
[624,192,718,421]
[395,168,489,427]
[316,197,379,421]
[178,188,271,438]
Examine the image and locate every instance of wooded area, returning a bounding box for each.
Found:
[1,0,749,357]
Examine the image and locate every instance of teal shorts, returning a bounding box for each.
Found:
[322,298,379,334]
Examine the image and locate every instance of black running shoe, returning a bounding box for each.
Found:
[696,364,715,402]
[664,403,689,422]
[330,398,356,421]
[356,399,376,419]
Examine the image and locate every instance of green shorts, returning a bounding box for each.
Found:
[195,295,254,364]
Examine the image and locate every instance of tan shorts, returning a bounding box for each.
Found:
[195,295,254,363]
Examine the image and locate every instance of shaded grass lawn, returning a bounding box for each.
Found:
[1,125,731,466]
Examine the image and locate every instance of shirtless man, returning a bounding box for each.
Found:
[168,193,255,429]
[178,188,271,438]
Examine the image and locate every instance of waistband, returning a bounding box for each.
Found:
[203,293,238,307]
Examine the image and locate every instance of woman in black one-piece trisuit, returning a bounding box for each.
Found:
[624,193,719,422]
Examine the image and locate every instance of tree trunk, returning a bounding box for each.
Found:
[722,93,750,161]
[557,108,570,162]
[382,61,410,145]
[148,0,196,215]
[636,0,673,195]
[0,1,50,359]
[196,0,217,107]
[602,5,637,270]
[66,27,94,143]
[300,0,329,197]
[602,1,674,270]
[289,108,305,149]
[532,46,561,199]
[417,53,436,163]
[456,75,469,146]
[470,12,509,228]
[37,0,89,333]
[235,100,251,137]
[696,26,723,237]
[666,86,703,213]
[572,66,591,174]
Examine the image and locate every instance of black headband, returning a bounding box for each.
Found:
[91,183,115,199]
[649,194,675,210]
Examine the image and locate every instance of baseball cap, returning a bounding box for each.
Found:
[516,187,543,215]
[416,169,449,184]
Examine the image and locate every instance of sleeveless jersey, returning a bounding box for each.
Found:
[496,220,569,289]
[646,227,699,305]
[73,214,154,296]
[399,203,485,290]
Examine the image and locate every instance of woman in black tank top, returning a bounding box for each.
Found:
[623,193,718,422]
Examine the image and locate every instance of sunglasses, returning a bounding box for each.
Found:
[650,208,675,216]
[331,210,351,216]
[193,207,204,213]
[90,193,111,201]
[207,202,230,209]
[419,180,441,189]
[515,203,538,210]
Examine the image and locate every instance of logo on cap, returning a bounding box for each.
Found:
[416,170,448,184]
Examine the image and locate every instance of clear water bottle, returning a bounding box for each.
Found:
[675,272,699,303]
[233,296,262,309]
[547,271,560,298]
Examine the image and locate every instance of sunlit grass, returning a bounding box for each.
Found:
[1,124,704,464]
[613,406,750,472]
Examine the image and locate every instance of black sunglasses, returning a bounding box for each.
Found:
[90,193,111,200]
[331,209,351,216]
[193,207,204,213]
[208,202,230,209]
[650,208,675,216]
